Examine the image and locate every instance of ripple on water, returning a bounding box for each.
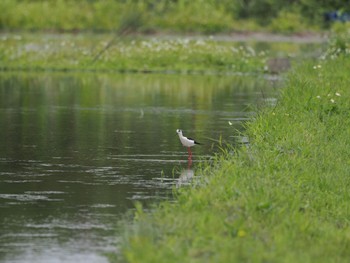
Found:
[90,204,116,208]
[1,233,58,238]
[3,180,42,183]
[24,191,65,195]
[24,222,110,231]
[57,180,104,186]
[0,193,63,202]
[3,250,110,263]
[0,194,50,201]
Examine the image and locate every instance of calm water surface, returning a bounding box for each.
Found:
[0,72,278,262]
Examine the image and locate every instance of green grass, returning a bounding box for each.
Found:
[0,33,326,74]
[0,34,269,73]
[119,55,350,262]
[0,0,338,34]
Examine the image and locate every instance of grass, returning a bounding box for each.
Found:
[119,53,350,262]
[0,32,326,74]
[0,0,328,34]
[0,33,270,73]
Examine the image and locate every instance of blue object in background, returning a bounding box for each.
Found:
[324,11,350,22]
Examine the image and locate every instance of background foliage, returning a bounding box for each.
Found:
[0,0,349,33]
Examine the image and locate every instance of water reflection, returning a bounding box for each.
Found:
[0,72,276,262]
[177,167,195,188]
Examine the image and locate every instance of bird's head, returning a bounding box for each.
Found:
[176,129,182,135]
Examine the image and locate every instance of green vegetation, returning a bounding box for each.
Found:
[324,22,350,59]
[0,34,270,73]
[0,0,348,33]
[120,43,350,261]
[2,2,350,262]
[0,32,326,74]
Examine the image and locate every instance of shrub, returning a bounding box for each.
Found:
[323,22,350,58]
[269,10,311,33]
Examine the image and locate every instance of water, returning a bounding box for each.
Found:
[0,72,277,262]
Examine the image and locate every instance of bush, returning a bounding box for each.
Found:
[269,10,311,33]
[152,1,234,33]
[323,22,350,58]
[1,0,350,33]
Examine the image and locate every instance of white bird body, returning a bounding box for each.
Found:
[176,129,198,147]
[176,129,200,158]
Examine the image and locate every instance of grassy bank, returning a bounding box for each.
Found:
[120,53,350,261]
[0,32,329,74]
[0,33,271,73]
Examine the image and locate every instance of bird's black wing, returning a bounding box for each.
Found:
[188,137,202,145]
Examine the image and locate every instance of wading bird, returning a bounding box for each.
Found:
[176,129,201,159]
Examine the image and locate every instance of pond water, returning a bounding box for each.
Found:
[0,72,278,262]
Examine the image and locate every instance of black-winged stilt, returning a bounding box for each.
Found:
[176,129,201,158]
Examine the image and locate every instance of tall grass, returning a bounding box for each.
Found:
[0,0,235,33]
[119,54,350,262]
[0,0,343,33]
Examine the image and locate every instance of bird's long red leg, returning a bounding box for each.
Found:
[187,147,192,159]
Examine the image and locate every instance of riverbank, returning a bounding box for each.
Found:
[120,53,350,262]
[0,32,326,74]
[0,33,264,74]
